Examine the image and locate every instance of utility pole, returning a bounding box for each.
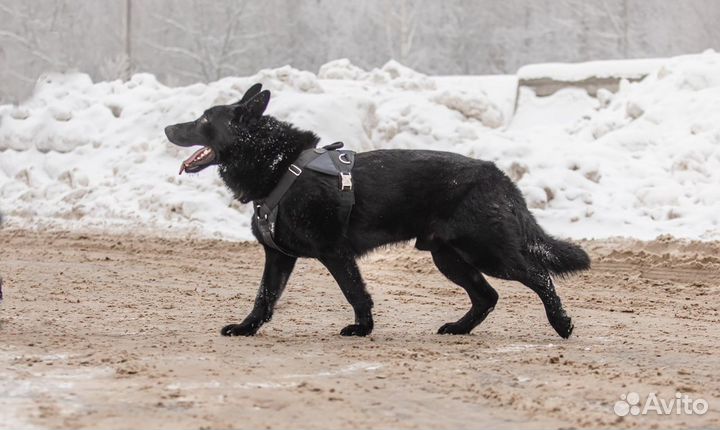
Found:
[622,0,629,58]
[125,0,132,79]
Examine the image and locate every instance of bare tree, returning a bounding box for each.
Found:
[140,0,267,82]
[376,0,421,67]
[0,1,67,85]
[3,0,720,101]
[0,0,124,102]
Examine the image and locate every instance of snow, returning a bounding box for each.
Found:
[517,57,668,82]
[1,53,720,241]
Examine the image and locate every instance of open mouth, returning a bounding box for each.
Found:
[179,146,216,174]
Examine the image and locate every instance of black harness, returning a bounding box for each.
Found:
[253,142,355,256]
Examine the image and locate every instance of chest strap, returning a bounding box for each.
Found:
[254,142,355,256]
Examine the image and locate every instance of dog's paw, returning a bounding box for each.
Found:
[221,323,259,337]
[551,316,574,339]
[437,322,472,335]
[340,324,372,337]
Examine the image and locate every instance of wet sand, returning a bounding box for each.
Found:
[1,230,718,429]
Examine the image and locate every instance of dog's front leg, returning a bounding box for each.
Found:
[221,246,296,336]
[319,255,374,336]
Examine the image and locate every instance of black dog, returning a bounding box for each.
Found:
[165,83,590,338]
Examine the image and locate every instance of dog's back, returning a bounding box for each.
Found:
[349,150,588,271]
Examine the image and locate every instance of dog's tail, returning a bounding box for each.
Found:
[527,234,591,277]
[518,205,590,276]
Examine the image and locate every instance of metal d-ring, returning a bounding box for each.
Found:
[338,153,351,165]
[288,164,302,176]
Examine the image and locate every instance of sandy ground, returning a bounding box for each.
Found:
[1,229,719,429]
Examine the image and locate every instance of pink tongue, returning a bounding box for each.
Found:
[179,147,210,175]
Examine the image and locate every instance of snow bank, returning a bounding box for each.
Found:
[1,53,719,241]
[508,51,720,239]
[0,61,506,240]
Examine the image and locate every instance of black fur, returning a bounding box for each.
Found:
[165,84,590,339]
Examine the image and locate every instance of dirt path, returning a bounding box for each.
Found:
[1,230,719,429]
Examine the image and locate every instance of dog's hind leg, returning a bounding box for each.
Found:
[432,245,498,335]
[319,255,374,337]
[221,246,297,336]
[515,267,574,339]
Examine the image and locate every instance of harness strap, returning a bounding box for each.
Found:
[254,149,322,256]
[330,150,355,232]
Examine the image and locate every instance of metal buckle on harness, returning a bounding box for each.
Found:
[255,204,268,220]
[338,153,352,165]
[339,172,352,191]
[289,164,302,176]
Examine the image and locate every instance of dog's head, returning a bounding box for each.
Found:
[165,83,270,174]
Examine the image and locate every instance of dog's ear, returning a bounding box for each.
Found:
[236,83,262,105]
[243,90,271,120]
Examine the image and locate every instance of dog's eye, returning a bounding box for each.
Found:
[199,117,209,125]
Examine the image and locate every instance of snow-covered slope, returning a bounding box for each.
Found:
[1,53,719,241]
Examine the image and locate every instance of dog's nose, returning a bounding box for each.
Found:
[164,126,174,140]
